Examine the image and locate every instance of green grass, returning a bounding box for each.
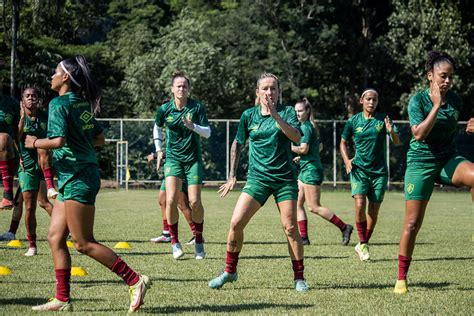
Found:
[0,190,472,315]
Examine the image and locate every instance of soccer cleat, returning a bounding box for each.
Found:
[341,224,353,246]
[172,243,184,259]
[195,243,205,260]
[0,198,14,210]
[25,247,37,256]
[301,236,310,246]
[47,188,59,200]
[294,279,310,292]
[128,274,151,313]
[354,242,370,261]
[0,231,16,241]
[150,234,171,243]
[186,236,196,245]
[32,298,73,311]
[394,279,408,294]
[208,271,238,289]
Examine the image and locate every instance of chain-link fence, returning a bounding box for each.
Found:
[96,118,472,188]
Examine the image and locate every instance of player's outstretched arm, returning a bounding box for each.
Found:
[218,140,241,198]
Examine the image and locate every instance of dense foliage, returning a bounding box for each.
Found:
[1,0,472,120]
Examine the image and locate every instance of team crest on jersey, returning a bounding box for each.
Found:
[406,183,415,194]
[355,127,363,133]
[166,115,173,123]
[453,110,459,120]
[351,183,358,190]
[5,113,13,125]
[375,122,384,132]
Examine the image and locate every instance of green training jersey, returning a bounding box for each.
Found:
[235,104,299,182]
[47,92,103,186]
[0,94,20,136]
[19,110,48,170]
[299,120,323,170]
[341,112,397,175]
[155,98,209,163]
[407,89,462,163]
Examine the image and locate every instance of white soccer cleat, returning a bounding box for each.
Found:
[355,242,370,261]
[25,247,38,256]
[150,235,171,243]
[172,243,184,259]
[47,188,59,199]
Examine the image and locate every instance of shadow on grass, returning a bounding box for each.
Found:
[0,297,104,306]
[241,254,347,260]
[373,256,473,262]
[141,303,314,314]
[412,281,451,289]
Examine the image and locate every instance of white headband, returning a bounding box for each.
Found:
[361,89,378,98]
[60,61,82,87]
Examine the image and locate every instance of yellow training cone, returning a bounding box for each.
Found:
[113,242,131,249]
[7,240,22,248]
[71,266,88,276]
[0,266,12,275]
[66,240,74,248]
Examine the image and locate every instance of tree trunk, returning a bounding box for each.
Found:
[10,0,20,96]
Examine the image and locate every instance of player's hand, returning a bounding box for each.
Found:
[218,177,236,198]
[156,151,163,171]
[183,117,194,130]
[384,116,393,133]
[146,153,154,162]
[344,158,353,174]
[429,82,442,108]
[293,156,300,164]
[266,95,278,118]
[24,135,37,149]
[20,101,25,119]
[466,117,474,134]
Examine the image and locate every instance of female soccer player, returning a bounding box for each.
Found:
[147,148,196,244]
[340,88,400,261]
[26,55,149,312]
[154,71,211,259]
[209,73,309,292]
[394,51,474,294]
[17,87,55,256]
[292,98,353,246]
[0,91,19,209]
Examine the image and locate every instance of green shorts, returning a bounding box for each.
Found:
[18,165,43,192]
[404,155,468,201]
[164,160,203,185]
[298,163,323,185]
[350,166,387,203]
[57,167,100,206]
[160,179,188,194]
[242,178,298,206]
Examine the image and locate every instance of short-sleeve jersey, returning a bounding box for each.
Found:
[20,110,48,169]
[235,104,299,182]
[0,94,20,136]
[407,89,462,163]
[155,98,209,163]
[299,120,323,170]
[341,112,397,175]
[47,92,103,185]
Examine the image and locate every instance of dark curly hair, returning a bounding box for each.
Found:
[425,51,457,73]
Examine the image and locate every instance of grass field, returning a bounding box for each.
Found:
[0,189,472,315]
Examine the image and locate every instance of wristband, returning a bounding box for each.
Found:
[33,139,37,148]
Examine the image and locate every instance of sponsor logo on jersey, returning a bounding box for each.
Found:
[249,125,258,132]
[355,127,363,133]
[80,111,93,124]
[166,115,174,123]
[351,182,358,190]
